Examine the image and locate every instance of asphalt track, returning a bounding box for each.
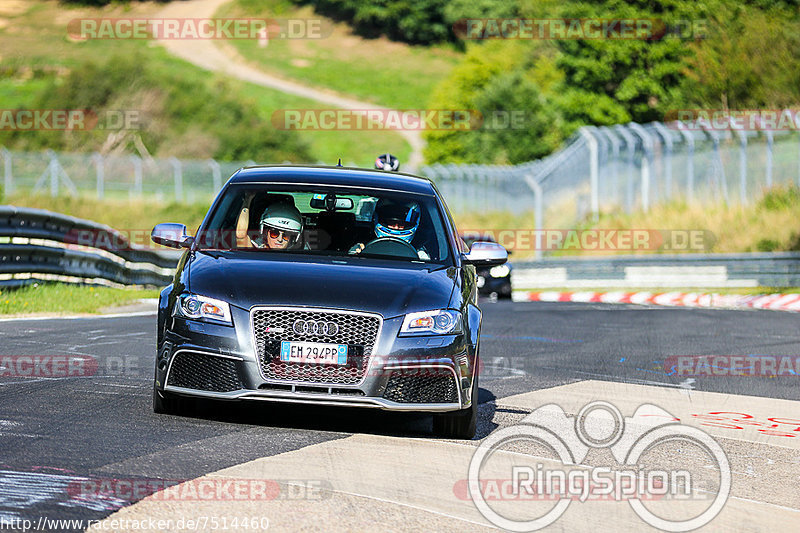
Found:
[0,300,798,531]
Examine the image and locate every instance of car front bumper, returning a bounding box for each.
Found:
[156,305,477,413]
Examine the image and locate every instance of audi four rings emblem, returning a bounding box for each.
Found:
[292,319,339,336]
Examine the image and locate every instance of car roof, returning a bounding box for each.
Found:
[228,165,436,196]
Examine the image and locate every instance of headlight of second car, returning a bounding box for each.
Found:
[399,310,462,336]
[489,264,510,278]
[175,293,232,325]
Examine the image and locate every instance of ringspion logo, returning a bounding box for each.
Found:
[466,401,730,531]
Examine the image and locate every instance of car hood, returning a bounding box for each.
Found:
[187,251,457,318]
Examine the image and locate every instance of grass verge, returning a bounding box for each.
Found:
[218,0,461,109]
[0,283,160,316]
[455,185,800,259]
[4,193,210,234]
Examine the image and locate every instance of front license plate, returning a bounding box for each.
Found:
[280,341,348,365]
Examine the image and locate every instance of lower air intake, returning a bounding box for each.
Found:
[382,373,459,404]
[167,352,242,393]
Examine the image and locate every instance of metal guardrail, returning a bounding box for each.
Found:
[2,205,797,290]
[0,206,180,288]
[512,252,800,289]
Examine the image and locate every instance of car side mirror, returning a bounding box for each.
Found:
[151,223,194,249]
[463,241,508,267]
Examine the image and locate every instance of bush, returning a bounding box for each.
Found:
[0,55,312,162]
[293,0,517,44]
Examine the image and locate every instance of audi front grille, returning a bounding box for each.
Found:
[251,307,382,385]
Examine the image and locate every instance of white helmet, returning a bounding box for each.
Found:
[260,203,303,245]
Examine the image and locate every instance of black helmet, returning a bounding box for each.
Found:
[373,200,420,243]
[375,153,399,171]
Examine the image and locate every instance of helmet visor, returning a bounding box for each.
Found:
[377,204,418,230]
[260,224,299,245]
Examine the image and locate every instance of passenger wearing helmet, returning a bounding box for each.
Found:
[375,153,399,171]
[349,200,430,260]
[251,202,303,250]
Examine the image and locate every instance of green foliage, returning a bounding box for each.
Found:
[0,55,312,162]
[425,0,800,164]
[684,3,800,109]
[757,185,800,212]
[293,0,517,43]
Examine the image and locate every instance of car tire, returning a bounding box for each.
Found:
[153,386,181,415]
[433,372,478,440]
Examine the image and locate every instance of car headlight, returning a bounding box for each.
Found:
[489,265,510,278]
[175,294,232,324]
[400,310,462,336]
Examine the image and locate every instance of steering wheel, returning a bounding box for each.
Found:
[360,237,418,259]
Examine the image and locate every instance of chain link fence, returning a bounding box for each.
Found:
[3,114,799,224]
[427,119,800,216]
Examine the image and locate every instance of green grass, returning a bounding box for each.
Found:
[218,0,461,109]
[0,0,410,167]
[0,77,51,108]
[0,283,160,315]
[4,192,211,234]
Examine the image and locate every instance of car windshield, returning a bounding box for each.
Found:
[197,184,452,264]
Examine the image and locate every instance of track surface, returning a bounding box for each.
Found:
[0,301,798,530]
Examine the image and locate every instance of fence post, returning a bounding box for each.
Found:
[732,127,748,205]
[524,174,543,261]
[614,125,636,213]
[764,130,774,189]
[651,122,674,200]
[47,150,59,197]
[0,147,11,196]
[628,123,654,212]
[93,152,104,200]
[208,159,221,193]
[170,157,183,202]
[676,124,695,202]
[579,128,600,221]
[599,127,621,207]
[130,155,143,198]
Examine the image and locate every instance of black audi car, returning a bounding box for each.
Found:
[151,165,507,439]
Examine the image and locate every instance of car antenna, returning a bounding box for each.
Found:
[336,158,343,167]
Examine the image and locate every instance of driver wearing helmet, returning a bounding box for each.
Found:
[375,153,399,171]
[251,202,303,250]
[349,200,430,260]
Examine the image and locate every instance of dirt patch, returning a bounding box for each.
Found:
[0,0,29,17]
